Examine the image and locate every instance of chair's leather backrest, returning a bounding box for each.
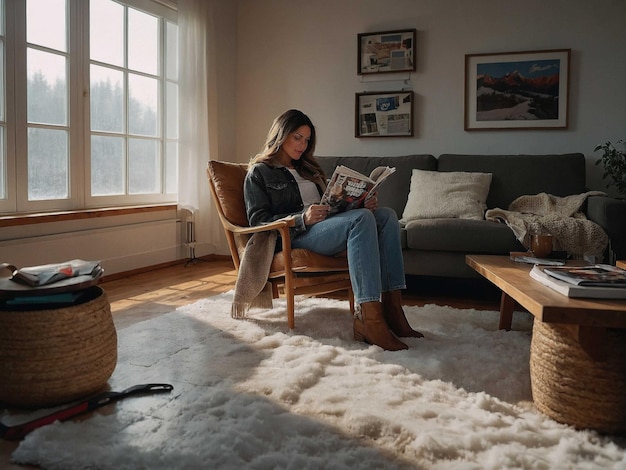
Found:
[207,160,249,227]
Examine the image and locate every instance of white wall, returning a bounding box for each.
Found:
[235,0,626,196]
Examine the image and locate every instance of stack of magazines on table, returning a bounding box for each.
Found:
[0,259,104,308]
[529,263,626,299]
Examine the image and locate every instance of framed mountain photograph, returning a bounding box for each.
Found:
[464,49,570,130]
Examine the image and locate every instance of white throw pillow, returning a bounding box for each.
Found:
[401,169,492,222]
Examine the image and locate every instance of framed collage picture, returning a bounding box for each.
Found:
[358,29,416,75]
[355,91,414,138]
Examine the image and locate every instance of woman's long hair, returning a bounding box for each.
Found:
[249,109,326,184]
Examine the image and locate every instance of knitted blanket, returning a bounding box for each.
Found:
[485,191,608,258]
[231,230,277,319]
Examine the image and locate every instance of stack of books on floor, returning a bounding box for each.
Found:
[530,264,626,299]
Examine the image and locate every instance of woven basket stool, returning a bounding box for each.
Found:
[530,320,626,433]
[0,286,117,408]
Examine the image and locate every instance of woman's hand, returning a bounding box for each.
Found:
[364,192,378,211]
[304,204,330,225]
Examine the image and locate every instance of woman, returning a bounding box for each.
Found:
[244,109,423,350]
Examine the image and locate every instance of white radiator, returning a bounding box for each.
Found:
[0,219,182,276]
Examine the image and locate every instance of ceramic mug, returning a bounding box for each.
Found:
[530,233,553,258]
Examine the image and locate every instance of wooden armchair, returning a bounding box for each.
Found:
[206,160,354,329]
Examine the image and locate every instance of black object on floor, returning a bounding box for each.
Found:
[0,383,174,440]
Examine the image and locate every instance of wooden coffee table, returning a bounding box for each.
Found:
[466,254,626,432]
[467,255,626,335]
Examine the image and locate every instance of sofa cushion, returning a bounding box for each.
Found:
[404,218,524,253]
[401,169,492,222]
[317,155,437,217]
[438,154,587,210]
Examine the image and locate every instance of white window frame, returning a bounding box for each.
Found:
[0,0,177,215]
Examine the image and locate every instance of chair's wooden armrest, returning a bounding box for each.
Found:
[224,216,296,235]
[222,216,296,271]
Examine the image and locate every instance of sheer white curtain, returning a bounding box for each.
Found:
[177,0,220,252]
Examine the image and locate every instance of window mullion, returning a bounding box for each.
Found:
[12,0,29,212]
[0,0,17,212]
[71,0,87,207]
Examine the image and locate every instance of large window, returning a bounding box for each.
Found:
[0,0,178,214]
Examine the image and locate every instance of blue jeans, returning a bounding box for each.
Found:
[291,207,406,304]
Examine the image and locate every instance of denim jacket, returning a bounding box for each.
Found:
[244,162,324,240]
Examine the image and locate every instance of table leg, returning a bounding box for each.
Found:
[499,292,515,331]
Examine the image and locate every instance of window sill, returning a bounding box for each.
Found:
[0,204,177,228]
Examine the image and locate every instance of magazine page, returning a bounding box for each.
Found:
[542,264,626,288]
[331,165,374,183]
[367,166,396,195]
[320,165,395,214]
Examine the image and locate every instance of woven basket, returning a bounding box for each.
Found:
[0,287,117,408]
[530,320,626,433]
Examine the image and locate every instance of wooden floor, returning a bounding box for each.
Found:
[1,257,502,468]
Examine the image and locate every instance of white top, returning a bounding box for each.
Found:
[288,169,320,207]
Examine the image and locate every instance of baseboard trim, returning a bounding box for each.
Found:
[100,254,233,282]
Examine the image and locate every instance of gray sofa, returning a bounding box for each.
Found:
[317,154,626,279]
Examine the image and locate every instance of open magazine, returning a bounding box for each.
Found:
[320,165,396,214]
[7,259,103,287]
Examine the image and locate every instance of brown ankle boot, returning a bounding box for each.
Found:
[354,301,408,351]
[382,290,424,338]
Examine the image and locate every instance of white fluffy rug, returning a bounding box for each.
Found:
[7,292,626,469]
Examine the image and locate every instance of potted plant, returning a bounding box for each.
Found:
[594,140,626,198]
